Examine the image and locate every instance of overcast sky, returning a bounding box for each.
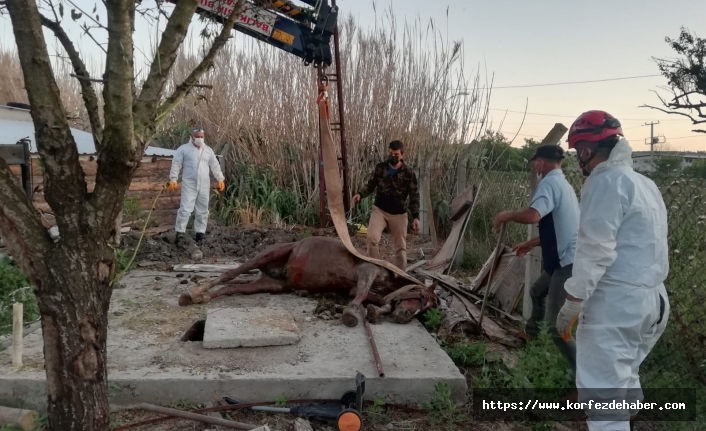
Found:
[2,0,705,151]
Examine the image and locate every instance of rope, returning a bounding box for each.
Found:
[112,184,166,284]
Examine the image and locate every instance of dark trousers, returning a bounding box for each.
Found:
[525,264,577,372]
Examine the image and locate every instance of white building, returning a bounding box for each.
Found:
[632,151,706,173]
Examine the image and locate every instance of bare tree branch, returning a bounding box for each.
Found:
[0,159,52,285]
[80,23,108,54]
[40,14,104,149]
[5,0,88,237]
[70,73,105,83]
[90,0,136,232]
[133,0,201,133]
[155,0,245,126]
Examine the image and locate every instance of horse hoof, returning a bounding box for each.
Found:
[178,293,193,306]
[366,304,381,324]
[341,310,359,327]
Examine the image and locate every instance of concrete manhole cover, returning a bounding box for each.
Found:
[203,307,301,348]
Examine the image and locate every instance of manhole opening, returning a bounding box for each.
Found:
[181,319,205,342]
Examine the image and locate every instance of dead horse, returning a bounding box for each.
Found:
[178,236,439,327]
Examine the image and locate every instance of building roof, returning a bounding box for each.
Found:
[0,105,175,157]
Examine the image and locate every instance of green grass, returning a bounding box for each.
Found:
[0,257,38,338]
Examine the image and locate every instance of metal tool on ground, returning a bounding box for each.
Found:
[478,222,506,328]
[224,373,366,431]
[362,311,385,377]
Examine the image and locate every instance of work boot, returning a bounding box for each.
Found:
[394,252,407,272]
[195,232,205,242]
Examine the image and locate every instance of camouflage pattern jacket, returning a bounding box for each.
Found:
[357,161,420,219]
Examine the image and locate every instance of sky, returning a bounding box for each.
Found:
[2,0,706,151]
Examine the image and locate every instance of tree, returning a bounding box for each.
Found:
[641,27,706,133]
[654,155,684,175]
[684,159,706,178]
[476,130,526,171]
[0,1,243,430]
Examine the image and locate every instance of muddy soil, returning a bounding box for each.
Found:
[121,223,302,264]
[121,219,432,268]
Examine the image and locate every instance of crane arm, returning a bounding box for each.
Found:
[166,0,338,67]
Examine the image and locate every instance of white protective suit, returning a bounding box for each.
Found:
[564,137,670,431]
[169,141,225,234]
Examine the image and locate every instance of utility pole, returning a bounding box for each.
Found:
[644,121,660,165]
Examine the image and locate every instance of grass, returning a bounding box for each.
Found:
[0,257,38,339]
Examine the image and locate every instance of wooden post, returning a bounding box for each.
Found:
[12,302,23,368]
[454,157,467,267]
[523,124,568,319]
[424,158,437,247]
[417,167,427,236]
[0,406,38,431]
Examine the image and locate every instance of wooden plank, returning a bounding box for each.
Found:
[446,184,480,274]
[523,123,568,319]
[406,259,428,273]
[144,224,173,235]
[454,292,520,347]
[422,184,476,274]
[487,254,525,313]
[418,268,522,322]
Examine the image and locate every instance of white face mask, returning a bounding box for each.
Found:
[192,137,204,146]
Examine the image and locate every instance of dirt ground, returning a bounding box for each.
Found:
[120,220,432,268]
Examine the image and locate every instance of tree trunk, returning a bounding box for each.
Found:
[37,242,114,430]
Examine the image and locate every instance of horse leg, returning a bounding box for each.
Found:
[341,262,383,327]
[208,276,289,300]
[366,303,393,324]
[179,242,295,306]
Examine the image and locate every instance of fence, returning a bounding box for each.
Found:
[417,160,706,390]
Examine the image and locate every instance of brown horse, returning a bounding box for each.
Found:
[178,236,438,327]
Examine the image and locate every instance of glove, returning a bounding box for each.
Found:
[217,180,225,192]
[167,181,178,192]
[556,299,582,342]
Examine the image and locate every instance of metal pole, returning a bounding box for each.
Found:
[317,66,327,227]
[330,0,350,213]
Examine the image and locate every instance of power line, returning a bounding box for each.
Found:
[489,108,684,122]
[461,74,661,90]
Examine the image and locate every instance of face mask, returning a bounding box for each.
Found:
[193,137,204,147]
[387,155,399,165]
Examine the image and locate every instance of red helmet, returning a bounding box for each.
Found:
[568,110,623,149]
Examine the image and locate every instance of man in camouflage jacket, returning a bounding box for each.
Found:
[352,140,420,270]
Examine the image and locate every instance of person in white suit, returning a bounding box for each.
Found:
[167,128,225,242]
[557,110,670,431]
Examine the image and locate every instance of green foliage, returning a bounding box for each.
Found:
[475,130,527,172]
[213,162,318,226]
[420,307,443,330]
[423,382,467,427]
[365,397,388,423]
[274,393,289,407]
[445,342,486,367]
[654,155,684,175]
[121,195,142,222]
[151,120,193,149]
[503,324,574,389]
[0,257,38,338]
[684,159,706,178]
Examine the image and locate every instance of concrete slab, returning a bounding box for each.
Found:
[203,307,300,348]
[0,269,467,412]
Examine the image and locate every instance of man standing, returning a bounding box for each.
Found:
[556,111,670,431]
[352,140,420,270]
[493,144,579,372]
[167,128,225,242]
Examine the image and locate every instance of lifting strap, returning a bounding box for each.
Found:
[316,73,425,302]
